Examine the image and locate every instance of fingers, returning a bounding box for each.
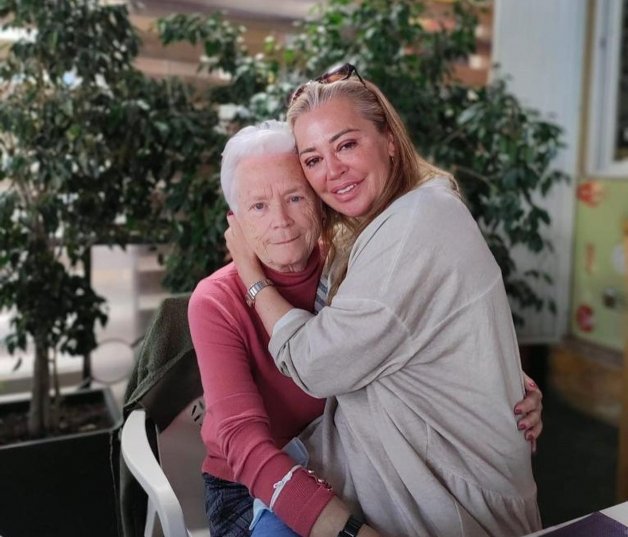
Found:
[517,409,542,433]
[514,375,543,416]
[514,389,542,416]
[523,418,543,454]
[523,373,541,395]
[515,375,543,452]
[224,211,240,244]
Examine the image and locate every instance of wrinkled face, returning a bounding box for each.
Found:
[293,97,395,218]
[234,152,322,273]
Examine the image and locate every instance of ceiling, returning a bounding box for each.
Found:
[131,0,317,21]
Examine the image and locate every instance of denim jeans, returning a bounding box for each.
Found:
[203,473,253,537]
[251,510,299,537]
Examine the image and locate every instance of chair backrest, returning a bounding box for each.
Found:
[121,402,209,537]
[156,398,208,535]
[120,294,209,537]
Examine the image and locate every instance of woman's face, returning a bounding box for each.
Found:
[293,97,395,218]
[234,152,322,273]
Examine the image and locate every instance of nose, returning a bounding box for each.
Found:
[271,202,293,228]
[326,153,347,181]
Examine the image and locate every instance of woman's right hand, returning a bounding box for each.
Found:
[225,211,265,288]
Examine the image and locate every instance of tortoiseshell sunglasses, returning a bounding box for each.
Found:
[288,63,367,106]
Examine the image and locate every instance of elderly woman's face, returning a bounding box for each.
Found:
[234,152,322,273]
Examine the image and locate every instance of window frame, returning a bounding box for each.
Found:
[587,0,628,177]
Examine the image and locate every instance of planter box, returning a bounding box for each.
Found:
[0,387,122,537]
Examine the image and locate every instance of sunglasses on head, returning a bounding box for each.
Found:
[289,63,367,106]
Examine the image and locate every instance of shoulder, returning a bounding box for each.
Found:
[353,177,498,279]
[360,177,471,246]
[393,177,465,219]
[188,262,243,318]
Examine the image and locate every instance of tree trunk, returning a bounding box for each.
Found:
[28,333,51,438]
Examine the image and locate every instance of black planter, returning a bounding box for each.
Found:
[0,387,122,537]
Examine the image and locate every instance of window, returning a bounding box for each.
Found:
[587,0,628,176]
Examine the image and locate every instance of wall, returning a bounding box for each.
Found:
[491,0,587,343]
[571,179,627,351]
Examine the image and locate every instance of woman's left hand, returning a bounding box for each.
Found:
[225,212,265,288]
[514,374,543,453]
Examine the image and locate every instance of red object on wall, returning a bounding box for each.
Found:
[576,181,604,207]
[575,303,595,332]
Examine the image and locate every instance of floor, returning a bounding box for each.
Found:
[533,384,619,527]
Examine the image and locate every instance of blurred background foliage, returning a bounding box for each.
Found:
[0,0,220,436]
[157,0,569,321]
[0,0,568,436]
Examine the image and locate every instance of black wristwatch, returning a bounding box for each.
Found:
[337,515,363,537]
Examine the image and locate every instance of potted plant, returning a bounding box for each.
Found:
[0,1,221,534]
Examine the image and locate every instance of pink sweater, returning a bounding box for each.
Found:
[188,246,333,536]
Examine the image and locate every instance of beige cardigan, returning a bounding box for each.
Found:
[270,178,542,537]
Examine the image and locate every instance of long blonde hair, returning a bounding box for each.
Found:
[287,78,456,301]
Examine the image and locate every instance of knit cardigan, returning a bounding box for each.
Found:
[270,178,542,537]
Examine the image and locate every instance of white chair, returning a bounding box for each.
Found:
[121,399,210,537]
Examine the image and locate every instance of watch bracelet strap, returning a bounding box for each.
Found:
[245,278,274,307]
[337,514,363,537]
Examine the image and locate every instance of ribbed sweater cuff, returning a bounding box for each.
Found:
[272,468,335,536]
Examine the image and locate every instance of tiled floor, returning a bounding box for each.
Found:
[533,384,619,527]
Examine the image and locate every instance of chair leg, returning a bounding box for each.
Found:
[144,497,159,537]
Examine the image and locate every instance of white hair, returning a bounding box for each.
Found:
[220,120,297,211]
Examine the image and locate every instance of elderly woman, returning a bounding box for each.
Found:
[188,121,338,537]
[225,67,543,537]
[191,120,542,537]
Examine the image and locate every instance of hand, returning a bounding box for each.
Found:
[225,212,264,287]
[514,374,543,453]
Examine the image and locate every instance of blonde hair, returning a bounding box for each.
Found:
[287,78,457,301]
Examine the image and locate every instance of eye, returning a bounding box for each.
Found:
[303,156,321,168]
[338,140,357,151]
[250,202,266,212]
[288,195,304,203]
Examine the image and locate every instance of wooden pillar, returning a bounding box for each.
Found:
[618,218,628,501]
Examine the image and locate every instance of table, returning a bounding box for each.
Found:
[525,501,628,535]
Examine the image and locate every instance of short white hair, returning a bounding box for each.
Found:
[220,120,297,211]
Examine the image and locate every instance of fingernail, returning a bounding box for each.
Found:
[528,380,536,388]
[514,407,522,415]
[227,210,234,216]
[518,422,526,430]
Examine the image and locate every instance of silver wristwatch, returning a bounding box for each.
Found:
[245,279,274,308]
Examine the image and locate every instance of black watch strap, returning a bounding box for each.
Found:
[337,515,363,537]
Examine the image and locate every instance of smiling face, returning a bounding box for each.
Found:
[234,152,322,273]
[293,97,395,218]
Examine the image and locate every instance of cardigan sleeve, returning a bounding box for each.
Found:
[188,287,333,536]
[269,211,417,398]
[269,184,493,399]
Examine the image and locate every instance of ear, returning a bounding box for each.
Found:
[387,130,396,158]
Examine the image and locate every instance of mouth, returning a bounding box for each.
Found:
[273,236,300,245]
[332,181,360,196]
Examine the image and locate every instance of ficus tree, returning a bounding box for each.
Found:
[157,0,569,324]
[0,0,220,438]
